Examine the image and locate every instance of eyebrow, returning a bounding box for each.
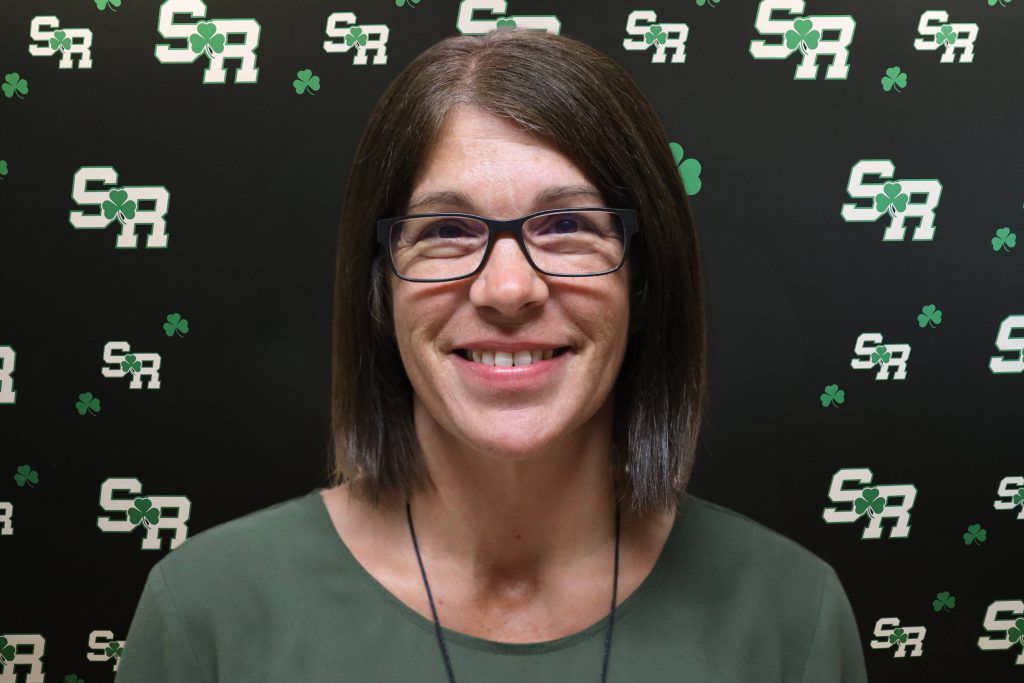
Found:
[405,184,605,214]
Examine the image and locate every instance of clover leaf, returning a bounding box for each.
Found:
[888,627,908,645]
[495,17,517,29]
[293,69,320,95]
[105,641,123,659]
[963,523,986,545]
[346,26,368,47]
[934,24,958,45]
[1013,487,1024,507]
[819,384,845,407]
[96,0,122,9]
[696,0,722,6]
[50,30,72,52]
[1008,618,1024,644]
[992,226,1016,252]
[121,353,142,374]
[645,25,667,45]
[0,636,17,662]
[189,21,226,58]
[854,487,886,518]
[64,675,86,683]
[932,590,956,612]
[988,0,1014,5]
[102,188,137,223]
[396,0,421,6]
[870,345,891,365]
[881,66,907,93]
[128,497,161,528]
[2,73,29,99]
[785,18,820,55]
[917,304,942,328]
[0,160,7,179]
[163,312,190,337]
[76,392,101,416]
[669,141,702,196]
[874,182,909,216]
[14,464,39,488]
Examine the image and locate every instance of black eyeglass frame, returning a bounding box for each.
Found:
[376,206,639,283]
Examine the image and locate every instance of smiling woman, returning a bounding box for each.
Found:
[114,27,868,683]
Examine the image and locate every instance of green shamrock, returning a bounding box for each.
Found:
[105,641,123,659]
[3,73,29,99]
[1008,618,1024,644]
[128,497,161,528]
[934,24,958,45]
[64,675,85,683]
[14,464,39,488]
[881,66,907,93]
[988,0,1013,5]
[293,69,320,95]
[1013,487,1024,507]
[874,182,909,216]
[96,0,122,9]
[917,304,942,328]
[121,353,142,374]
[870,345,891,365]
[785,18,820,55]
[495,17,517,29]
[163,312,190,337]
[819,384,845,407]
[888,627,908,645]
[992,226,1016,252]
[189,21,226,58]
[50,30,72,52]
[669,142,702,196]
[102,189,137,222]
[696,0,721,6]
[932,591,956,612]
[645,25,667,45]
[854,487,886,518]
[346,27,368,47]
[0,159,7,179]
[963,523,986,545]
[396,0,421,5]
[0,636,17,662]
[76,392,102,416]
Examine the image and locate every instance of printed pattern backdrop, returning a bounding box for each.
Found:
[1,1,1023,681]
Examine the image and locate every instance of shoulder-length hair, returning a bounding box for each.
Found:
[328,28,707,517]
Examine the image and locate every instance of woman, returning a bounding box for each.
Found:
[115,28,868,682]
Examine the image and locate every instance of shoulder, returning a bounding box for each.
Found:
[151,489,321,595]
[672,493,847,620]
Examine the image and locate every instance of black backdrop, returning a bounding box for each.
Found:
[2,1,1023,681]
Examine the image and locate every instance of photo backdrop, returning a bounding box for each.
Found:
[2,1,1022,681]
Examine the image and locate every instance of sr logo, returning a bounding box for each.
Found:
[850,333,910,381]
[840,159,943,242]
[154,0,261,84]
[913,11,979,64]
[96,478,192,551]
[29,16,93,69]
[749,0,855,80]
[870,617,926,657]
[69,167,170,249]
[456,0,560,35]
[622,11,689,64]
[323,13,389,65]
[822,467,917,539]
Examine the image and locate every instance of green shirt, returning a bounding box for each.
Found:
[114,487,869,682]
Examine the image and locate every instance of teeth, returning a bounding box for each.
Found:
[468,349,558,366]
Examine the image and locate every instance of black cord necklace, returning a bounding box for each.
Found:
[405,495,621,683]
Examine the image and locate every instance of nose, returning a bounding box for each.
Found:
[470,231,549,312]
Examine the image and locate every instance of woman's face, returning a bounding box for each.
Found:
[390,103,632,458]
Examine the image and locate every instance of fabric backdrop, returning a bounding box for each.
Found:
[1,1,1022,681]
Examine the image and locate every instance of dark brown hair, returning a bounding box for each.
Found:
[327,28,707,517]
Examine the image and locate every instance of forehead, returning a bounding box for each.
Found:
[406,105,604,215]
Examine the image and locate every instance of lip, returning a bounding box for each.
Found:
[451,340,572,353]
[450,348,571,390]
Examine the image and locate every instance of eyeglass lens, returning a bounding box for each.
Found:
[389,210,625,281]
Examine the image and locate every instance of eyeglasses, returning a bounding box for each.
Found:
[376,207,639,283]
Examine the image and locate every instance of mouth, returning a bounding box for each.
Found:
[451,347,573,362]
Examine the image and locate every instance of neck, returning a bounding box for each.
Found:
[407,396,626,604]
